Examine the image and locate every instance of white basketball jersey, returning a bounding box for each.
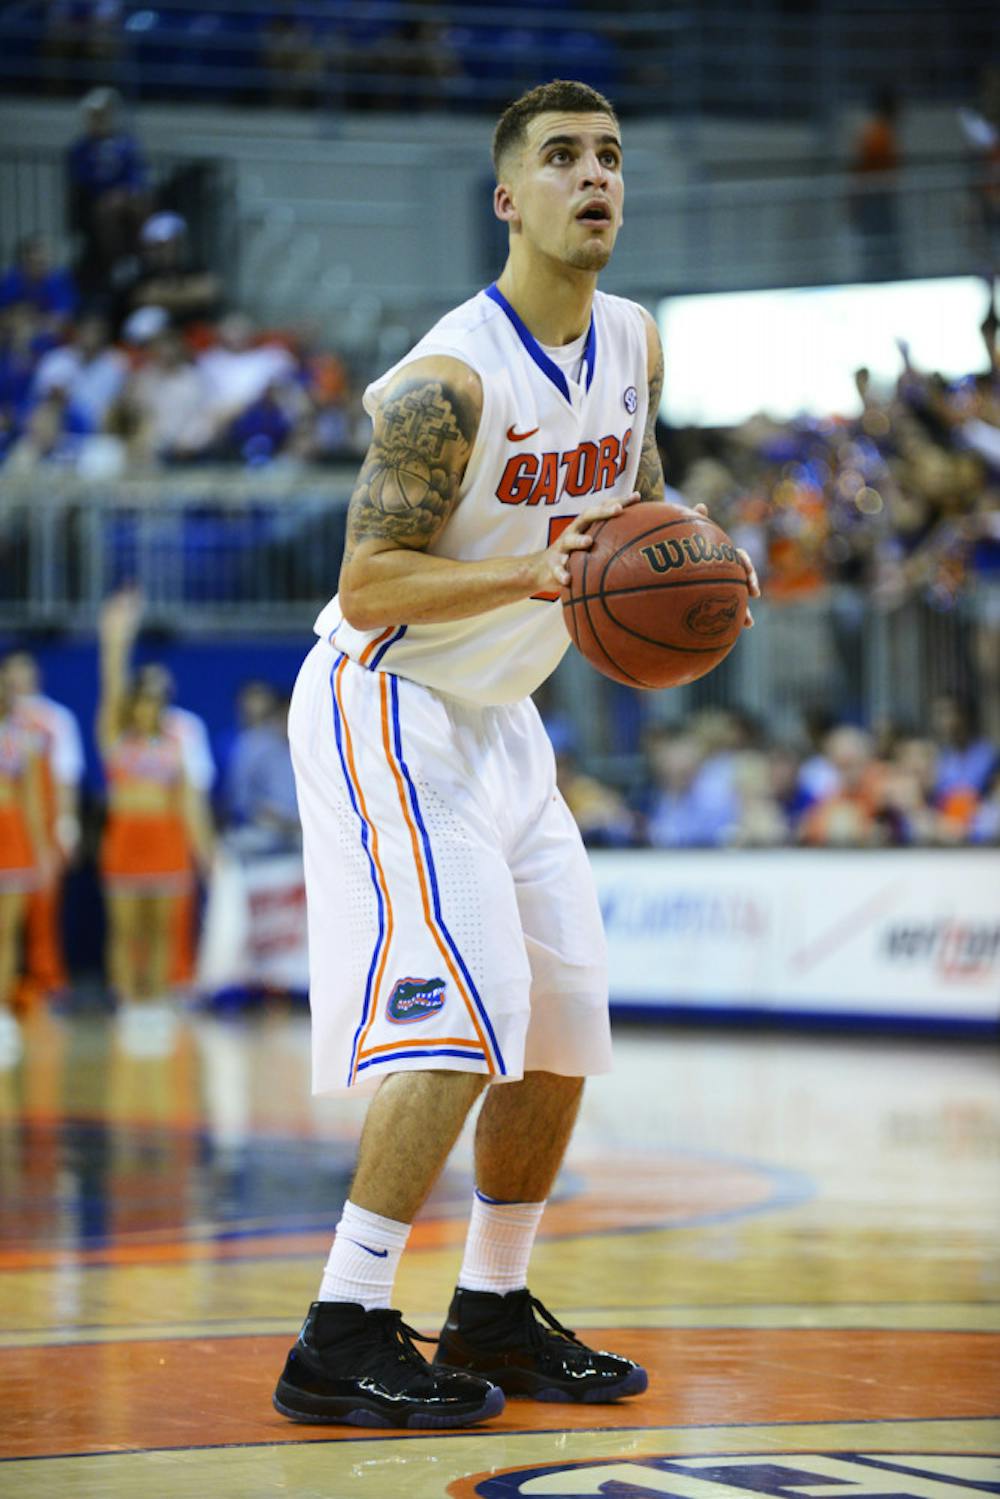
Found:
[313,284,649,705]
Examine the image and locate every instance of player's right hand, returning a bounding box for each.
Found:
[542,492,641,589]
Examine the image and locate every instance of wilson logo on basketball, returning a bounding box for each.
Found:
[495,428,632,506]
[386,976,446,1023]
[685,595,741,636]
[641,533,739,574]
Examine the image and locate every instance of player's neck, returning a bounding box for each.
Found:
[495,257,596,348]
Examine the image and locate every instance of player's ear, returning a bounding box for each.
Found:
[494,181,519,229]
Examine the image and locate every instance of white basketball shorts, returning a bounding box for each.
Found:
[288,640,612,1095]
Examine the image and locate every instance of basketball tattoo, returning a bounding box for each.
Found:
[633,336,664,504]
[344,377,479,560]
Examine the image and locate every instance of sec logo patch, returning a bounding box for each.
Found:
[623,385,638,414]
[448,1452,1000,1498]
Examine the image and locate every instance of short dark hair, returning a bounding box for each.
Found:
[492,79,619,177]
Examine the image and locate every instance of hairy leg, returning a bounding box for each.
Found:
[475,1072,585,1203]
[0,891,27,1010]
[105,890,141,1003]
[350,1069,488,1223]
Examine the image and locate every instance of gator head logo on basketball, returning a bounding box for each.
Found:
[387,976,446,1023]
[685,593,741,636]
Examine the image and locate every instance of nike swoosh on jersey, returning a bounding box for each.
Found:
[506,424,540,442]
[344,1239,389,1258]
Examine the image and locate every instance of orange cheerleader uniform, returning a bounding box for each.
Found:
[100,734,193,894]
[0,720,38,892]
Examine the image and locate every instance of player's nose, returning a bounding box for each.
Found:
[578,150,609,189]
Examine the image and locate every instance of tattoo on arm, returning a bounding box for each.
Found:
[635,337,665,502]
[344,377,478,559]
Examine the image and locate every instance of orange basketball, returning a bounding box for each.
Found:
[561,501,749,688]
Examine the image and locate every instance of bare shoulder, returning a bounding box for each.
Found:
[379,354,484,445]
[637,306,663,377]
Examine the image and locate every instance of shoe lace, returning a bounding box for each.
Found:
[367,1308,436,1369]
[523,1293,585,1352]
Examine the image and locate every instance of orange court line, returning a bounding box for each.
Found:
[1,1328,997,1459]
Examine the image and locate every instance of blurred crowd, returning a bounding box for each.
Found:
[660,298,1000,742]
[554,700,1000,852]
[0,88,367,477]
[9,1,615,113]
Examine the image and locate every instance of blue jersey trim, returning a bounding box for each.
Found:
[389,674,507,1076]
[356,1047,487,1073]
[485,282,595,400]
[329,653,386,1084]
[368,625,407,671]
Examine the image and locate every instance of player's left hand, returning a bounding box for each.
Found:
[690,502,760,628]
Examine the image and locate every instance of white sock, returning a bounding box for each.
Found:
[457,1189,546,1294]
[318,1200,410,1310]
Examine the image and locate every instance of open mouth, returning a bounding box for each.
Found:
[576,202,612,225]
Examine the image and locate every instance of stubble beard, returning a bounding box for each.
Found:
[563,239,614,272]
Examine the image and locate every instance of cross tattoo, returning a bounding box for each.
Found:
[383,386,461,460]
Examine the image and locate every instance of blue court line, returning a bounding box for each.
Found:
[4,1416,999,1465]
[0,1141,815,1259]
[611,1001,1000,1037]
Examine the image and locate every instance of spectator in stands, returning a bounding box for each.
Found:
[879,736,942,845]
[727,749,791,847]
[3,651,84,1006]
[224,681,299,848]
[124,326,216,464]
[930,692,998,803]
[0,670,51,1068]
[849,88,903,281]
[96,593,213,1049]
[228,377,304,465]
[197,313,297,433]
[113,212,221,335]
[546,717,637,849]
[640,728,734,848]
[0,305,51,461]
[3,389,91,473]
[41,2,123,98]
[261,2,326,108]
[799,725,886,846]
[0,236,77,334]
[66,87,148,293]
[32,311,127,431]
[970,764,1000,843]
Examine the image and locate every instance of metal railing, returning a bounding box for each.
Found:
[0,477,983,743]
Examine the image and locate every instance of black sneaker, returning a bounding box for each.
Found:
[434,1287,648,1403]
[273,1301,505,1429]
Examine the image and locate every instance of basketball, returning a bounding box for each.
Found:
[561,501,748,689]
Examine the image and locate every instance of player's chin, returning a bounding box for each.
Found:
[565,239,614,271]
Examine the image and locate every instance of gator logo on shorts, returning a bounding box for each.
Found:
[387,976,447,1023]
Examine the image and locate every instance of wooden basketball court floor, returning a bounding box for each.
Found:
[1,1008,997,1497]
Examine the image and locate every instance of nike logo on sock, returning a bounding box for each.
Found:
[344,1239,389,1258]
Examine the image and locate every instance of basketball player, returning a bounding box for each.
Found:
[276,79,760,1429]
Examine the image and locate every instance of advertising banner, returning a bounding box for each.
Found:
[199,844,1000,1024]
[593,849,1000,1022]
